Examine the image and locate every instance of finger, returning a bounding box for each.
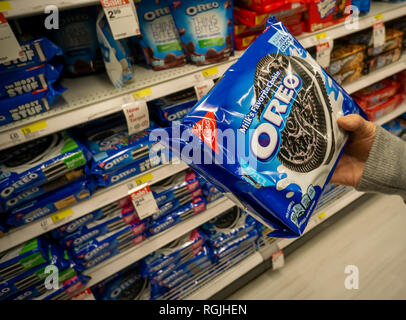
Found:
[337,114,375,137]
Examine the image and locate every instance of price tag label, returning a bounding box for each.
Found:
[128,183,158,220]
[51,208,74,224]
[100,0,140,40]
[317,211,326,221]
[132,87,152,100]
[0,13,22,64]
[316,39,333,68]
[315,32,327,44]
[373,22,385,48]
[122,95,149,135]
[272,250,285,270]
[0,2,11,11]
[194,79,215,100]
[374,13,384,21]
[20,120,47,140]
[202,66,219,78]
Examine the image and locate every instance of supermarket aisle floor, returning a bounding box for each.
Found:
[228,193,406,300]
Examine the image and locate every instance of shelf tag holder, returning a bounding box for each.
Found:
[0,13,22,63]
[373,22,385,48]
[122,94,149,136]
[272,250,285,270]
[316,39,333,69]
[194,79,215,100]
[128,183,158,220]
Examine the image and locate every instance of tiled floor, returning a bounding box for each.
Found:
[228,193,406,300]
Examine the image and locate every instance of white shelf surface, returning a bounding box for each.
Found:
[0,160,188,253]
[375,101,406,126]
[297,2,406,48]
[82,197,235,290]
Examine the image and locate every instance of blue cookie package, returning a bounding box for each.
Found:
[0,83,65,126]
[168,0,234,65]
[0,63,62,100]
[0,132,90,203]
[136,0,186,70]
[0,38,62,75]
[153,17,365,238]
[6,178,95,227]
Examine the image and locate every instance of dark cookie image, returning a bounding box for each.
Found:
[164,53,177,63]
[178,28,186,36]
[228,19,232,27]
[186,41,196,55]
[206,48,219,59]
[211,207,241,229]
[254,53,335,173]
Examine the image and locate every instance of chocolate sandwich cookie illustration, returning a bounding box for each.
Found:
[254,53,336,173]
[211,207,241,229]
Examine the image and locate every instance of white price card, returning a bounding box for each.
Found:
[373,22,385,48]
[128,183,158,220]
[0,13,22,64]
[122,95,149,135]
[272,250,285,270]
[316,39,333,68]
[100,0,140,40]
[194,79,215,100]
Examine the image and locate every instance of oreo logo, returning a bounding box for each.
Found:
[251,73,301,162]
[6,186,39,207]
[104,154,129,170]
[186,2,219,15]
[1,173,39,198]
[143,7,170,21]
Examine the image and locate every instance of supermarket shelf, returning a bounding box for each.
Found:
[345,54,406,94]
[297,2,406,48]
[375,101,406,125]
[2,0,99,18]
[0,160,188,253]
[185,251,263,300]
[277,190,365,250]
[0,54,241,151]
[83,197,236,290]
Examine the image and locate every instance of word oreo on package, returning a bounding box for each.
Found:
[156,17,363,238]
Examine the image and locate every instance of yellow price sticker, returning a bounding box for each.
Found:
[317,212,326,221]
[135,172,154,186]
[0,1,11,11]
[51,208,73,223]
[132,88,152,100]
[202,66,219,78]
[315,32,327,40]
[374,13,384,21]
[20,120,47,136]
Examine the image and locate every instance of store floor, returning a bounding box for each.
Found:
[228,193,406,300]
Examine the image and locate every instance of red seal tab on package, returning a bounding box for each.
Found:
[100,0,141,40]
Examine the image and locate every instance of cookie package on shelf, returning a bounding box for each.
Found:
[153,17,365,238]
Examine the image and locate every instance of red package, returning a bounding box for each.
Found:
[353,79,401,110]
[234,3,306,27]
[394,70,406,93]
[235,0,294,13]
[234,23,265,36]
[356,94,402,121]
[234,31,262,50]
[305,0,351,33]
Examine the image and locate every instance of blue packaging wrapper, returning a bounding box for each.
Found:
[41,273,91,300]
[151,169,201,207]
[0,83,65,126]
[154,17,365,238]
[351,0,371,15]
[85,124,162,175]
[96,11,133,88]
[147,197,206,236]
[136,0,186,70]
[149,96,196,127]
[3,167,85,212]
[71,224,146,264]
[141,229,205,278]
[200,207,257,248]
[0,63,62,100]
[168,0,234,65]
[6,178,95,226]
[0,132,90,203]
[197,175,223,203]
[0,38,62,75]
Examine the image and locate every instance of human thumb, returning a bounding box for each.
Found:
[337,114,375,138]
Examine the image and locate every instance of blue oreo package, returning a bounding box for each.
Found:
[0,38,62,75]
[40,273,91,300]
[136,0,186,70]
[85,124,161,175]
[0,132,90,205]
[147,197,206,236]
[0,83,65,126]
[154,17,364,238]
[168,0,234,66]
[6,178,94,227]
[0,63,62,100]
[197,175,223,203]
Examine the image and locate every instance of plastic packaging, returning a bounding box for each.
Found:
[153,17,364,237]
[328,44,366,76]
[0,63,62,100]
[0,83,65,126]
[356,93,402,121]
[353,79,401,109]
[136,0,186,70]
[332,64,364,85]
[0,132,90,204]
[96,11,133,88]
[168,0,234,66]
[0,38,62,75]
[366,47,402,73]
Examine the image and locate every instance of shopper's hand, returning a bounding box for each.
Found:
[330,114,376,187]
